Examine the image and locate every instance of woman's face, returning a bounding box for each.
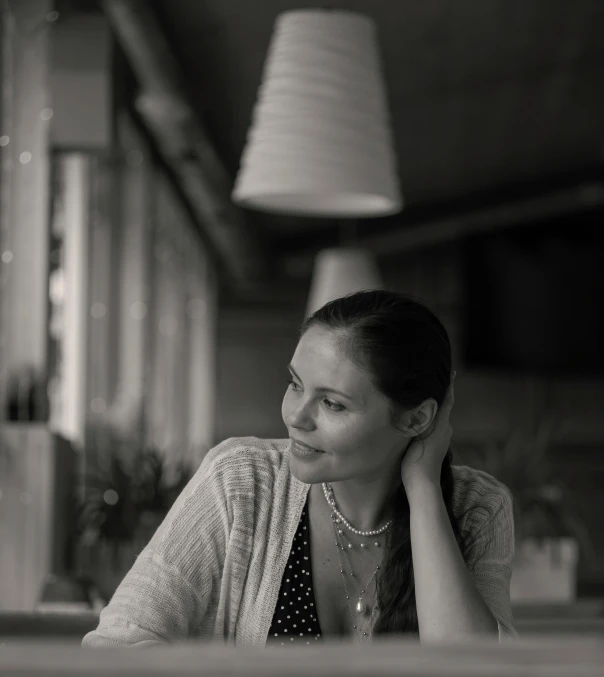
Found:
[282,325,409,485]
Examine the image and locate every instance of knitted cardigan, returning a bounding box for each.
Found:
[82,437,517,647]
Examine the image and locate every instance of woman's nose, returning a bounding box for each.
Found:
[287,398,316,430]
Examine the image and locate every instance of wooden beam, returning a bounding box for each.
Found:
[101,0,267,289]
[283,181,604,278]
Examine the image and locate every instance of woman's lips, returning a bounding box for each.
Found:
[290,438,324,456]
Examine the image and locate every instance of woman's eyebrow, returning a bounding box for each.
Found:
[287,364,354,401]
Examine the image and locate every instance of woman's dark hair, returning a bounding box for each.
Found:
[301,289,465,636]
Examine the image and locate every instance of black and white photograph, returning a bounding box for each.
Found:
[1,1,603,675]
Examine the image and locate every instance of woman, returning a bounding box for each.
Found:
[82,290,516,647]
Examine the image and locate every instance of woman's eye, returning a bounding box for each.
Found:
[287,379,301,391]
[287,379,344,412]
[324,399,344,412]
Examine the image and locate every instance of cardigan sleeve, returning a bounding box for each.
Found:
[464,488,518,641]
[81,551,210,647]
[81,439,237,648]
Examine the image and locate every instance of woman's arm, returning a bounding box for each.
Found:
[407,476,503,643]
[406,476,517,642]
[82,550,209,647]
[400,377,516,642]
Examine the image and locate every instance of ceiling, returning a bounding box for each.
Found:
[134,1,604,285]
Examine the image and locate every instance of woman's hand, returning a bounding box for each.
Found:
[400,372,456,489]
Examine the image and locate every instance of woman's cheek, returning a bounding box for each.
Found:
[281,391,291,423]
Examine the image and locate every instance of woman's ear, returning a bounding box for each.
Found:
[400,398,438,437]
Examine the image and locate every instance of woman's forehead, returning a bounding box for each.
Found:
[293,327,373,390]
[294,325,349,362]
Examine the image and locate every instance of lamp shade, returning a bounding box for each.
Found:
[305,248,383,318]
[232,9,402,218]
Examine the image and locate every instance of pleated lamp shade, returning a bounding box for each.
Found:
[305,248,383,318]
[232,9,402,218]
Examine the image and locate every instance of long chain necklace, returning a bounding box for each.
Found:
[322,482,391,642]
[332,522,380,642]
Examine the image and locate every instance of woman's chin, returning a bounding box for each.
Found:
[288,454,327,484]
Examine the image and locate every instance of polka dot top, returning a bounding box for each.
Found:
[266,498,323,646]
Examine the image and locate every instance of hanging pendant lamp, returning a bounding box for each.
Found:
[232,9,402,218]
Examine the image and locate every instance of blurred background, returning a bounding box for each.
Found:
[0,0,603,641]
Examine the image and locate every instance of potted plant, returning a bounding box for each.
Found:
[469,417,595,604]
[73,434,194,603]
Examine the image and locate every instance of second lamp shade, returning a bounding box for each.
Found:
[305,248,383,318]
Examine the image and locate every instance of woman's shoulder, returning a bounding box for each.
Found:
[197,436,290,486]
[152,437,290,549]
[451,464,513,536]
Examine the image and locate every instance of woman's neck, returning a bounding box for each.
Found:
[322,471,402,533]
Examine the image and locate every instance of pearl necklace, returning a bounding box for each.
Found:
[322,482,393,544]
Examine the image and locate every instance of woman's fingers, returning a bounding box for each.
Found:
[433,380,455,429]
